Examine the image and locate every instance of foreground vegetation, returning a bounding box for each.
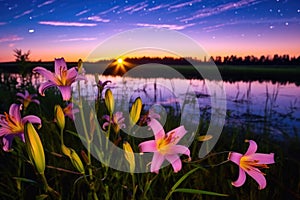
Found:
[0,59,299,200]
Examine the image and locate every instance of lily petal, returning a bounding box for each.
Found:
[33,67,57,83]
[167,125,187,142]
[232,168,247,187]
[55,58,67,76]
[228,152,243,165]
[0,127,11,136]
[167,145,190,157]
[245,168,267,190]
[245,140,257,156]
[39,82,56,96]
[102,122,109,130]
[9,104,21,122]
[66,67,78,84]
[148,118,165,140]
[58,86,71,101]
[2,134,15,152]
[22,115,41,125]
[16,92,25,99]
[245,153,275,164]
[165,154,182,173]
[150,152,165,173]
[139,140,157,152]
[31,99,40,105]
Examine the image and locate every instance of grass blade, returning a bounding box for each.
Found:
[174,188,228,197]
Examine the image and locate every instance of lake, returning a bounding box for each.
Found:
[70,74,300,138]
[1,71,299,138]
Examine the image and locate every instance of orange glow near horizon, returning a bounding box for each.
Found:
[0,38,299,63]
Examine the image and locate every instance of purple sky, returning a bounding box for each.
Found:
[0,0,299,62]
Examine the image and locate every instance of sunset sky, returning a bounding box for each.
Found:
[0,0,299,62]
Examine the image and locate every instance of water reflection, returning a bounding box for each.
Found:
[1,72,299,137]
[73,75,300,138]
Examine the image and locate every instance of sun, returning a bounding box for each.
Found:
[117,58,123,64]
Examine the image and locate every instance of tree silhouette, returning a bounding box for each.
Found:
[13,49,31,76]
[13,49,31,62]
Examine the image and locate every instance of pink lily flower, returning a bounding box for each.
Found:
[228,140,275,190]
[63,103,79,120]
[33,58,86,101]
[102,112,125,133]
[16,90,40,109]
[139,108,161,126]
[138,119,190,173]
[0,104,41,151]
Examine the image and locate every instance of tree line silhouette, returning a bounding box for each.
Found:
[211,54,300,65]
[110,54,300,66]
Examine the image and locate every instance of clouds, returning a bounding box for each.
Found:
[0,35,23,43]
[169,0,202,10]
[135,23,195,30]
[76,9,91,17]
[180,0,263,22]
[14,9,34,19]
[86,16,110,23]
[120,1,148,14]
[37,0,55,8]
[148,4,170,11]
[56,37,97,42]
[99,6,120,15]
[39,21,97,27]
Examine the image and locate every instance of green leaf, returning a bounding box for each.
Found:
[13,177,37,184]
[174,188,229,197]
[170,167,201,191]
[165,167,202,200]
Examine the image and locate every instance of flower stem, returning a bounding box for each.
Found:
[78,81,98,200]
[40,173,61,199]
[131,174,137,200]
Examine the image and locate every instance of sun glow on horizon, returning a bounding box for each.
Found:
[117,58,123,64]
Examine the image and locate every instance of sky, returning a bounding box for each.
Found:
[0,0,299,62]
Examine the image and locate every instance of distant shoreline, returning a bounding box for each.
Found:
[0,61,299,85]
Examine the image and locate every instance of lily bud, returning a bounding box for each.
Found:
[123,141,135,174]
[61,144,71,157]
[69,148,85,174]
[130,97,142,127]
[61,144,85,174]
[24,123,45,174]
[105,89,114,114]
[54,105,65,131]
[77,59,83,73]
